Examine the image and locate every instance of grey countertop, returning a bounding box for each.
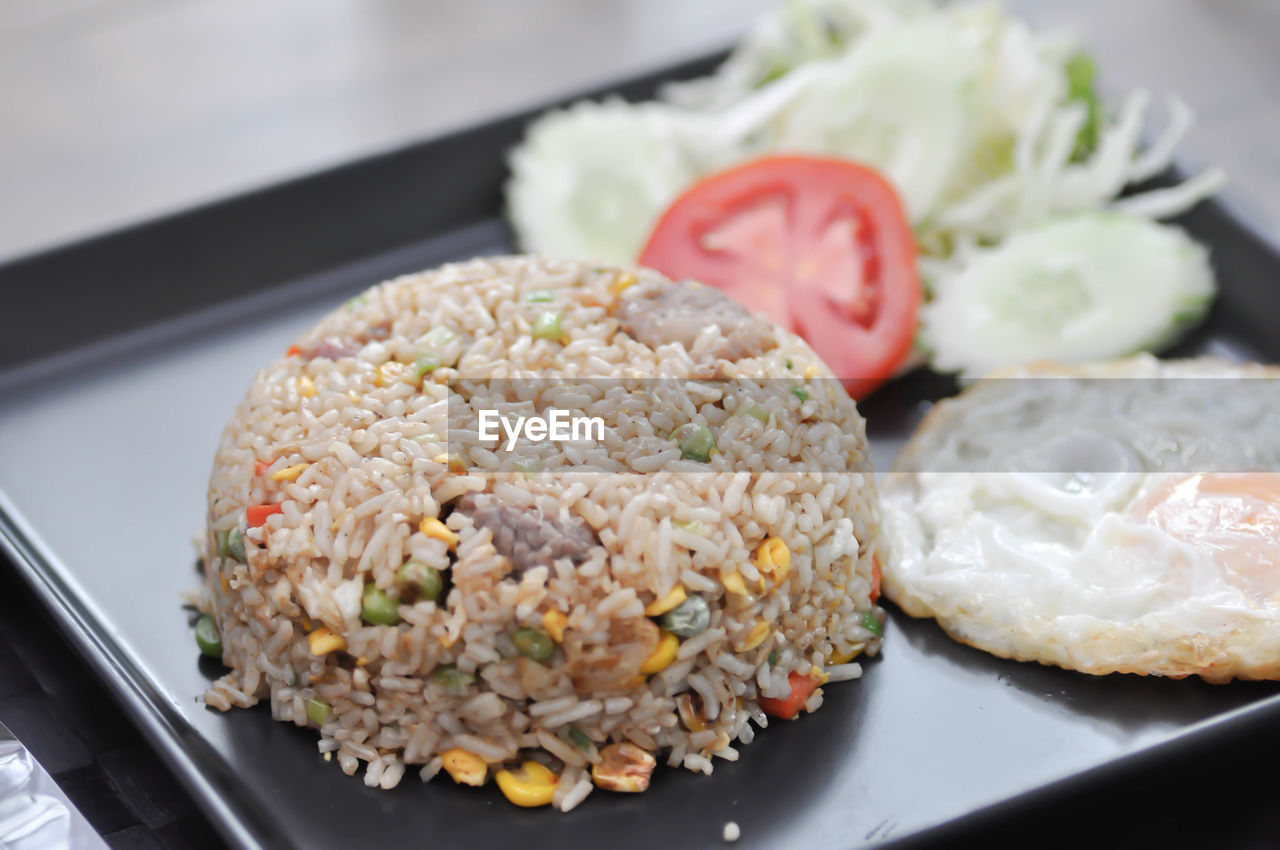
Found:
[1,0,1278,261]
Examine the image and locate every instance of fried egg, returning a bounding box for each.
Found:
[881,355,1280,682]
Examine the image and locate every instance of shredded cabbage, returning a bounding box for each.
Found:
[661,0,920,110]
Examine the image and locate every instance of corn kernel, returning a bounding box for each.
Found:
[270,463,309,482]
[754,538,791,582]
[419,517,458,548]
[297,376,317,398]
[644,585,687,616]
[440,748,487,786]
[810,664,829,685]
[355,656,369,667]
[494,760,558,807]
[804,364,820,379]
[721,570,748,596]
[542,610,568,643]
[829,646,860,665]
[608,272,638,295]
[307,627,346,656]
[640,630,679,675]
[735,621,770,652]
[375,360,407,387]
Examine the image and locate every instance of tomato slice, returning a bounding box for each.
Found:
[638,155,920,399]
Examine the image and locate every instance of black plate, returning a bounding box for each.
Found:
[2,54,1280,850]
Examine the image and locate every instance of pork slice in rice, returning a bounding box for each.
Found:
[614,278,777,361]
[457,491,599,574]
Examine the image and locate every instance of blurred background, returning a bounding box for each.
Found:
[2,2,1280,849]
[2,0,1279,261]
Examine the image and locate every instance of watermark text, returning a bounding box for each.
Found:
[478,409,605,451]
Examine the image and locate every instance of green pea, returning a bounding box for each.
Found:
[396,560,443,602]
[767,650,778,666]
[412,351,443,376]
[659,595,711,638]
[672,422,715,462]
[736,399,770,424]
[214,527,245,561]
[195,614,222,659]
[513,627,555,663]
[524,290,555,303]
[791,386,809,402]
[431,665,475,690]
[532,311,563,341]
[306,696,331,725]
[361,583,401,625]
[225,527,245,562]
[785,359,793,370]
[862,610,884,637]
[566,727,593,752]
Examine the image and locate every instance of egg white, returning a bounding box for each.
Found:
[881,355,1280,681]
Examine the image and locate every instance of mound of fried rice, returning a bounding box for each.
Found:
[200,256,883,809]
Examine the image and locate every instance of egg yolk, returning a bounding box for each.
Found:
[1131,473,1280,603]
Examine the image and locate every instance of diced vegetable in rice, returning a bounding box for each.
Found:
[199,256,883,810]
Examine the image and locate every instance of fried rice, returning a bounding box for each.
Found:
[199,255,883,809]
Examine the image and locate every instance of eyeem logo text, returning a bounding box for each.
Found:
[478,409,606,451]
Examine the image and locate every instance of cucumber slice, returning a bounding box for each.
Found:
[922,212,1215,377]
[506,99,699,264]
